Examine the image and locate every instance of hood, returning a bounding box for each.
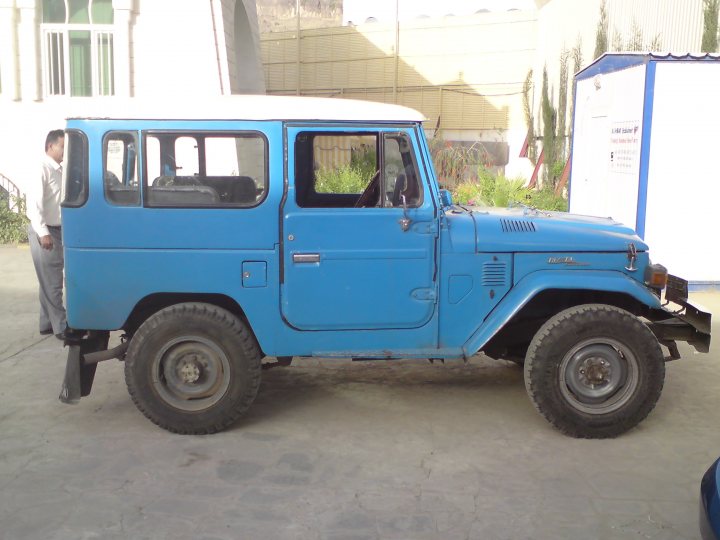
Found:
[446,206,647,253]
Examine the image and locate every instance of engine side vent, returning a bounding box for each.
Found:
[501,219,536,233]
[482,262,507,287]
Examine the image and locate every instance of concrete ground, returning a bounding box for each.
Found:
[1,245,719,540]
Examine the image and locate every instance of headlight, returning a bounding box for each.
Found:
[645,263,668,289]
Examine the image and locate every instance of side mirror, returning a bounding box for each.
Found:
[439,189,453,207]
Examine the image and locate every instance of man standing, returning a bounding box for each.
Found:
[27,130,67,339]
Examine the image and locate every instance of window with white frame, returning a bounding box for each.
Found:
[41,0,115,97]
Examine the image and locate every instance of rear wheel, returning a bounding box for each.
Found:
[524,304,665,438]
[124,303,261,434]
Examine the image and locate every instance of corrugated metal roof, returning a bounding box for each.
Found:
[648,52,720,60]
[607,0,704,53]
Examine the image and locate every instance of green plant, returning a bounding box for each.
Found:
[569,36,583,157]
[594,0,608,59]
[491,176,531,208]
[454,166,531,207]
[558,47,569,163]
[315,164,371,194]
[627,19,644,51]
[526,186,568,212]
[429,137,492,189]
[453,180,484,206]
[541,65,558,187]
[314,145,377,194]
[0,195,29,244]
[702,0,719,52]
[452,167,567,212]
[350,145,377,178]
[522,69,537,166]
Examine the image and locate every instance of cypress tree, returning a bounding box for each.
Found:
[594,0,608,58]
[702,0,719,53]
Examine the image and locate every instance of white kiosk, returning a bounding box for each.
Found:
[570,53,720,287]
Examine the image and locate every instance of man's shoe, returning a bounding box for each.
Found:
[55,327,83,341]
[40,329,53,336]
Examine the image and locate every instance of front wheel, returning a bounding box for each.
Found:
[124,303,261,434]
[524,304,665,439]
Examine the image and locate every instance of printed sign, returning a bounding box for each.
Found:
[609,121,641,174]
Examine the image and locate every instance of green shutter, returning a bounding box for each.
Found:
[91,0,114,24]
[42,0,67,23]
[69,30,92,96]
[68,0,90,24]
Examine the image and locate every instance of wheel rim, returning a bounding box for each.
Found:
[559,337,639,415]
[152,336,231,412]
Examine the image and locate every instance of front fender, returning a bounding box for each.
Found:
[462,269,662,356]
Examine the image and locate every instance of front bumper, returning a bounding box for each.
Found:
[649,275,711,357]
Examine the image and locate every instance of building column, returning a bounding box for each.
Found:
[0,1,19,100]
[17,0,40,102]
[112,0,133,97]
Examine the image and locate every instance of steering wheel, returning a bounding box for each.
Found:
[353,170,380,208]
[104,170,121,186]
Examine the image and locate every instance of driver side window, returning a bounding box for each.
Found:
[294,131,422,209]
[295,133,378,208]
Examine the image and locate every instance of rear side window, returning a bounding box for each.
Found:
[104,132,140,206]
[144,132,267,208]
[62,130,88,207]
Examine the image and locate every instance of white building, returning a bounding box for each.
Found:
[0,0,265,195]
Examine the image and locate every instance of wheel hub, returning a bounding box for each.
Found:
[560,339,636,413]
[152,337,232,412]
[178,358,202,384]
[579,357,611,386]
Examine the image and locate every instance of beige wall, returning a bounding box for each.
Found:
[262,11,536,133]
[261,11,536,173]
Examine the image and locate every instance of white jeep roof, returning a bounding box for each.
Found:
[66,95,426,123]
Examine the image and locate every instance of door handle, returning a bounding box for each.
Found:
[293,253,320,263]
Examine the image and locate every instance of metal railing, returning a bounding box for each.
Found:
[0,173,24,212]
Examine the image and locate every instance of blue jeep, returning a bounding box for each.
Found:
[58,96,711,438]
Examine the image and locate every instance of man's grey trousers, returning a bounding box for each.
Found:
[28,225,66,335]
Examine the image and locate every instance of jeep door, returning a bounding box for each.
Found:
[281,125,438,332]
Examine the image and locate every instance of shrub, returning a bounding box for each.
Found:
[429,138,493,189]
[314,144,378,194]
[451,166,567,212]
[0,195,29,244]
[526,186,568,212]
[315,164,371,194]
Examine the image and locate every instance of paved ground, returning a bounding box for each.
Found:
[1,245,719,540]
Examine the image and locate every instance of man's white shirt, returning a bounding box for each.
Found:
[27,154,63,237]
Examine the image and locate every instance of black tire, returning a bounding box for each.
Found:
[124,303,261,434]
[524,304,665,439]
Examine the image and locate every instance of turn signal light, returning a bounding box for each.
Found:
[645,264,668,289]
